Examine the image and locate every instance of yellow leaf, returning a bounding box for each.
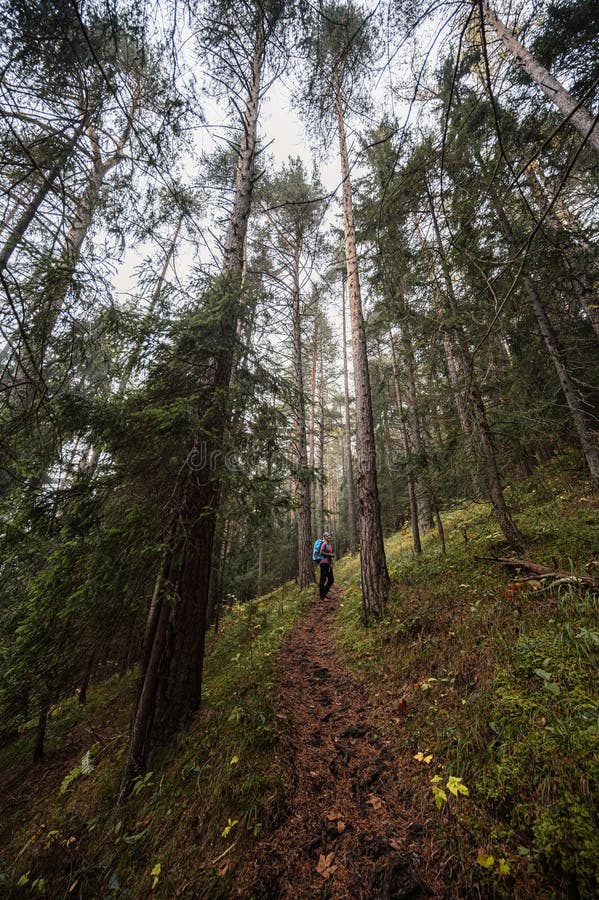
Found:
[498,858,510,876]
[221,818,239,838]
[432,787,447,809]
[414,751,433,763]
[477,849,495,868]
[230,756,239,766]
[447,775,469,797]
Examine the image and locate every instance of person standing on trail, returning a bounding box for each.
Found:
[318,531,334,601]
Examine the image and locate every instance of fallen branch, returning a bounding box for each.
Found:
[476,556,599,591]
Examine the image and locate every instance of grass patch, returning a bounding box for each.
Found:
[0,580,313,898]
[335,466,598,897]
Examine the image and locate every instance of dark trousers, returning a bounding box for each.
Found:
[319,563,334,599]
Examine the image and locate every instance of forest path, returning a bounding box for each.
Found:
[234,587,436,899]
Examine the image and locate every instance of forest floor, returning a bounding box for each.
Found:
[0,462,597,898]
[235,586,439,900]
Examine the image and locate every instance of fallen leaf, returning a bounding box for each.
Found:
[366,794,383,810]
[413,751,433,764]
[325,810,341,821]
[337,821,346,834]
[389,838,403,851]
[217,862,229,877]
[316,852,337,879]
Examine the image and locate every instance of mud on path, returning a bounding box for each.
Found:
[234,589,438,899]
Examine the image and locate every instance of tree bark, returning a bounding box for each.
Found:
[480,0,599,151]
[33,703,49,763]
[427,189,525,547]
[388,330,421,554]
[11,110,137,408]
[341,277,358,553]
[525,166,599,342]
[484,178,599,481]
[527,279,599,480]
[0,124,83,274]
[399,321,434,531]
[120,17,266,798]
[291,246,314,588]
[413,218,483,495]
[308,316,319,534]
[317,346,325,535]
[334,71,390,621]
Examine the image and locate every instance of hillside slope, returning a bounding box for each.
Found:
[0,464,597,898]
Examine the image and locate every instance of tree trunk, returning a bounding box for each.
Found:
[389,330,421,554]
[525,166,599,342]
[0,124,83,274]
[317,347,325,535]
[120,18,266,799]
[334,71,390,621]
[33,703,49,763]
[399,322,434,531]
[12,114,135,408]
[527,279,599,480]
[309,315,319,533]
[291,247,314,588]
[413,219,483,495]
[120,214,184,390]
[427,189,525,546]
[484,178,599,481]
[341,277,358,553]
[480,0,599,151]
[78,651,97,705]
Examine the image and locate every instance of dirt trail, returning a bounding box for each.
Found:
[235,589,437,899]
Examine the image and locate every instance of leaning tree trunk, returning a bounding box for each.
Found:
[413,219,483,495]
[427,189,525,547]
[525,166,599,342]
[120,19,266,798]
[479,0,599,151]
[334,71,390,621]
[527,279,599,480]
[291,247,314,588]
[341,277,358,553]
[484,179,599,481]
[12,109,137,409]
[0,123,84,274]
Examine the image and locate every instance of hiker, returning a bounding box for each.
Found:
[314,531,334,601]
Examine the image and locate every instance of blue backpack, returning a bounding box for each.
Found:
[312,538,324,562]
